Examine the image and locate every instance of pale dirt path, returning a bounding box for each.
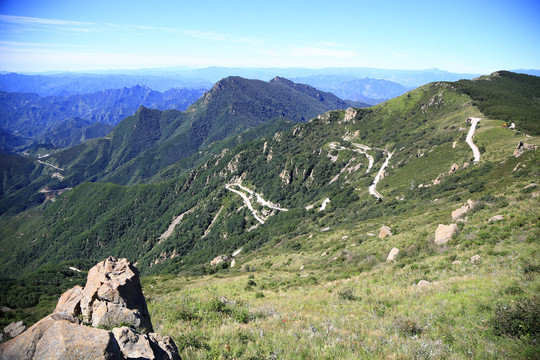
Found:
[37,160,64,171]
[159,207,196,242]
[466,117,481,162]
[369,151,393,199]
[329,142,374,173]
[225,183,288,225]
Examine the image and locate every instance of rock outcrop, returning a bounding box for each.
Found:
[0,257,180,360]
[434,224,458,245]
[210,254,229,266]
[451,199,477,221]
[514,141,538,157]
[379,225,392,239]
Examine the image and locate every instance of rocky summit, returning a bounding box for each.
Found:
[0,257,180,360]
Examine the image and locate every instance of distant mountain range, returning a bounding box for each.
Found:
[0,85,206,150]
[0,76,366,214]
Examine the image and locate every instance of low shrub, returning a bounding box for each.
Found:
[492,297,540,338]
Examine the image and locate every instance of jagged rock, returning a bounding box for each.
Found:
[112,327,179,360]
[470,254,481,263]
[3,320,25,338]
[210,254,229,266]
[0,313,122,360]
[488,215,504,223]
[434,224,458,245]
[449,163,459,174]
[417,280,431,287]
[379,225,392,239]
[343,107,357,122]
[451,199,477,220]
[386,247,400,261]
[1,258,180,360]
[54,256,152,332]
[514,141,538,157]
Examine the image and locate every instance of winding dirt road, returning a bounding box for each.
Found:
[368,151,393,199]
[466,117,481,163]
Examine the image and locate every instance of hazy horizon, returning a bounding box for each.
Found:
[0,0,539,74]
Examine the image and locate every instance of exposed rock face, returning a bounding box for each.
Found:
[386,247,400,261]
[434,224,458,245]
[1,257,180,360]
[379,225,392,239]
[451,199,477,221]
[210,254,229,266]
[3,320,26,338]
[343,107,357,122]
[55,256,152,332]
[514,141,538,157]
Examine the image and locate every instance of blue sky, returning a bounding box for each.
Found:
[0,0,538,73]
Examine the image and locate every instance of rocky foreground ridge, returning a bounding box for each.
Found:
[0,257,180,360]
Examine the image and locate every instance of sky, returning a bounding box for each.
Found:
[0,0,539,74]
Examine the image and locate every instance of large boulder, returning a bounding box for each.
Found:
[1,257,180,360]
[0,313,122,360]
[55,256,152,332]
[434,224,458,245]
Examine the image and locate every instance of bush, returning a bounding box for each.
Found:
[337,287,359,301]
[492,297,540,337]
[395,317,423,337]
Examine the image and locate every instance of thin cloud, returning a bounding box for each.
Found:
[0,14,92,26]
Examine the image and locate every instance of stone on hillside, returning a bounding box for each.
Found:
[463,162,470,168]
[451,199,477,220]
[343,107,357,122]
[230,258,236,268]
[514,141,539,157]
[0,313,122,360]
[3,321,25,338]
[434,224,458,245]
[488,215,504,223]
[112,327,179,360]
[452,260,462,265]
[54,256,152,332]
[1,258,180,360]
[449,163,459,174]
[210,254,229,266]
[417,280,431,287]
[470,254,481,263]
[379,225,392,239]
[386,247,400,261]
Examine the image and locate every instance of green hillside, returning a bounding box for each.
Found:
[0,72,539,358]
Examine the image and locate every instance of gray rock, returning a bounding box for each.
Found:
[470,254,481,263]
[434,224,458,245]
[488,215,504,223]
[0,314,122,360]
[417,280,431,287]
[4,320,25,338]
[55,256,153,332]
